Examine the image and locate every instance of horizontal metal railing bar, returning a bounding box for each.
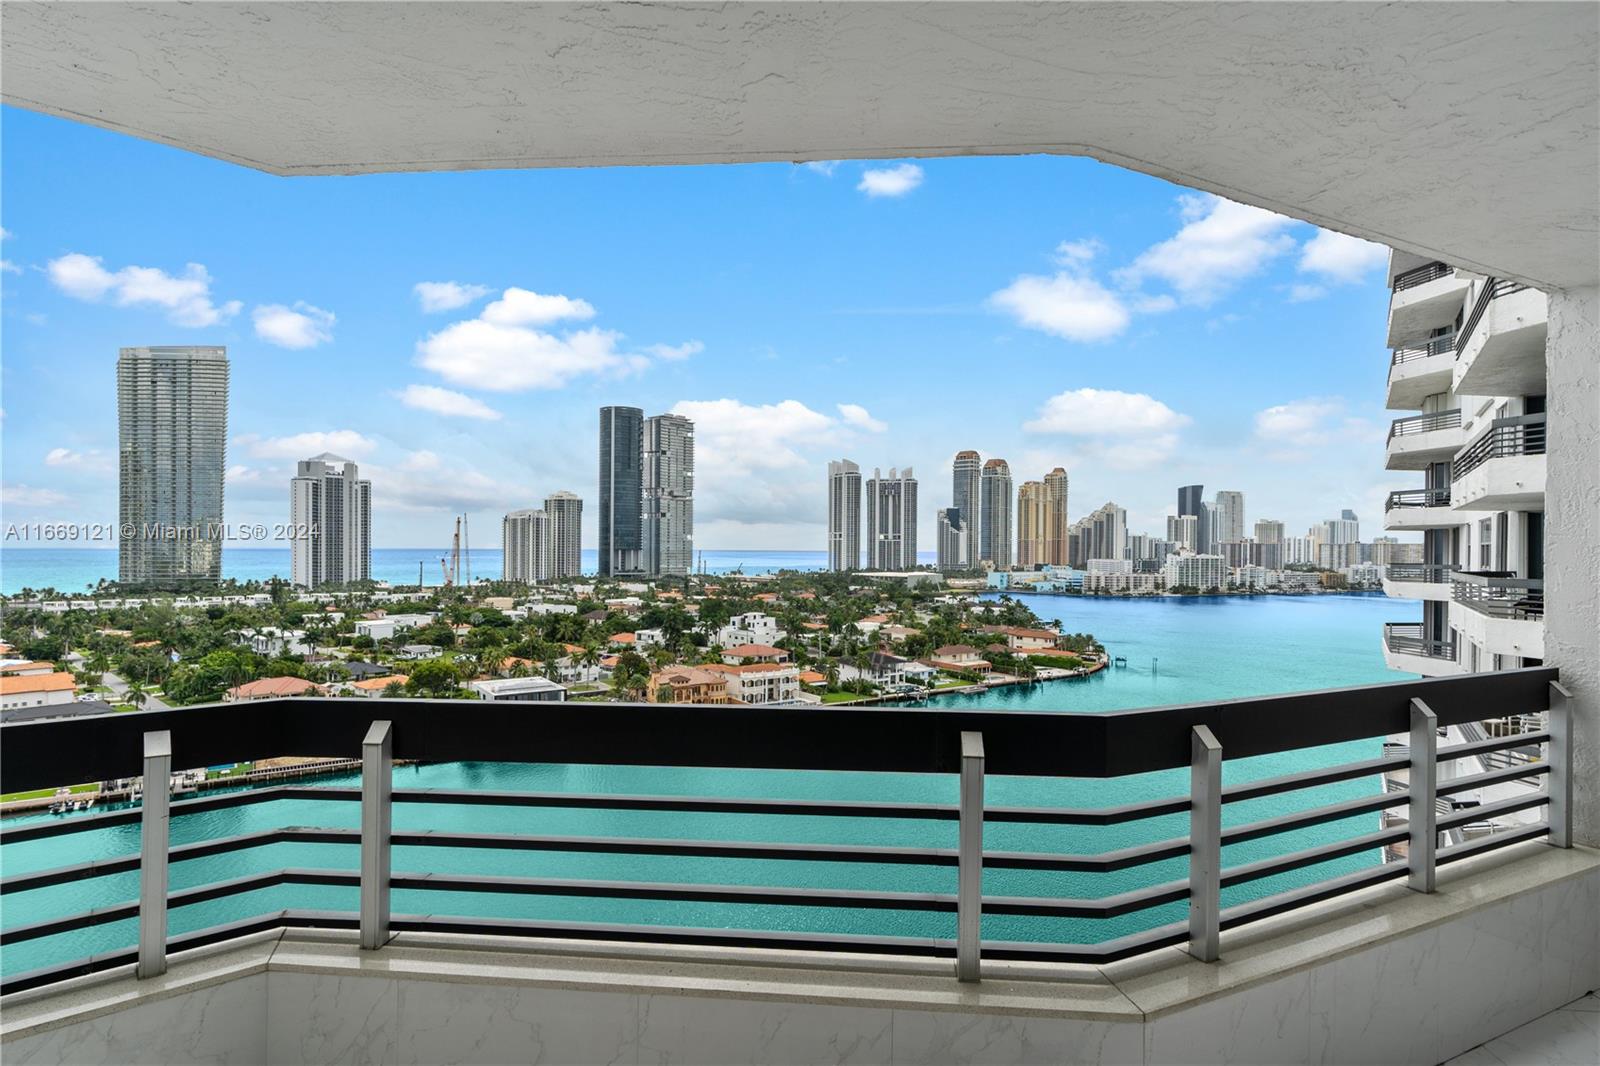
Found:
[981,879,1190,920]
[1435,792,1549,833]
[1220,755,1407,804]
[0,785,350,844]
[984,920,1192,964]
[985,837,1191,873]
[1220,863,1408,931]
[1221,791,1407,847]
[1385,488,1451,510]
[1438,732,1550,761]
[0,826,349,893]
[0,669,1559,791]
[1387,408,1462,442]
[1435,762,1550,798]
[386,871,959,912]
[1219,828,1410,889]
[1436,823,1550,866]
[1392,261,1451,291]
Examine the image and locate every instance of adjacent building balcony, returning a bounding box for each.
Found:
[1382,562,1454,602]
[1381,621,1463,675]
[1454,279,1548,397]
[1383,486,1464,530]
[1386,334,1457,410]
[1386,262,1471,349]
[1452,413,1548,511]
[1385,408,1465,470]
[1452,572,1546,664]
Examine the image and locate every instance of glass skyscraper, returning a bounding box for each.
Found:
[598,406,644,577]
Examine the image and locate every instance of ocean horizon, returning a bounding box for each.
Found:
[0,547,941,596]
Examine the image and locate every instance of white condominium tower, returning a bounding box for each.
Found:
[543,491,583,578]
[827,459,862,571]
[502,492,583,584]
[1212,490,1246,545]
[951,450,982,571]
[979,458,1013,569]
[643,413,694,578]
[1042,467,1069,565]
[117,346,228,587]
[935,506,966,571]
[289,454,371,588]
[1085,501,1128,561]
[866,467,917,570]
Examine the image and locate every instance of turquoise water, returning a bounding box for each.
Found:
[0,593,1417,978]
[0,548,938,595]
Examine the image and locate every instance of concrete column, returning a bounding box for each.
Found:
[1545,285,1599,847]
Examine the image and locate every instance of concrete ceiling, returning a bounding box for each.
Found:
[4,2,1596,289]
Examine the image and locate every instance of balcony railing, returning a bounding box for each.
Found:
[1452,413,1547,479]
[1452,572,1546,620]
[1456,278,1532,356]
[1382,622,1458,660]
[0,674,1571,996]
[1385,563,1454,584]
[1391,335,1457,365]
[1392,261,1452,292]
[1385,487,1451,511]
[1387,408,1462,443]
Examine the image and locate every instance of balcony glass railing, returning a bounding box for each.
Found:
[1452,572,1545,620]
[1391,261,1452,292]
[1452,413,1547,479]
[1385,487,1451,511]
[1456,278,1532,357]
[1385,563,1453,584]
[0,673,1570,994]
[1382,622,1457,660]
[1387,408,1462,443]
[1391,335,1457,365]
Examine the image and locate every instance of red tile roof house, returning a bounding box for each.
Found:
[720,644,790,665]
[225,676,323,702]
[926,645,993,674]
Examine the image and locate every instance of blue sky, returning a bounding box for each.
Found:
[1,105,1411,552]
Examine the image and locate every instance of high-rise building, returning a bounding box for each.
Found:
[866,467,918,570]
[289,454,371,588]
[936,507,966,571]
[1085,501,1128,561]
[598,406,644,577]
[951,450,983,570]
[1042,467,1070,565]
[1166,513,1198,552]
[117,346,229,587]
[827,459,862,571]
[502,508,550,583]
[1066,517,1090,570]
[544,491,583,578]
[1213,490,1246,544]
[1177,484,1210,554]
[642,413,694,578]
[979,459,1013,569]
[1254,519,1286,571]
[1016,480,1044,567]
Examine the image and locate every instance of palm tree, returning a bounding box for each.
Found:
[125,679,147,710]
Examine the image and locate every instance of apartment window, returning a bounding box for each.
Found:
[1477,518,1493,569]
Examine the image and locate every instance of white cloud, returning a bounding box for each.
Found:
[1117,193,1297,305]
[0,260,20,275]
[234,430,377,460]
[1298,229,1389,284]
[480,287,595,326]
[364,450,523,514]
[46,253,242,327]
[1287,284,1327,303]
[988,271,1131,342]
[835,403,887,433]
[1023,388,1190,469]
[1054,239,1104,265]
[416,287,688,392]
[252,302,335,349]
[43,447,112,473]
[645,340,703,362]
[413,281,492,313]
[394,383,503,421]
[857,163,924,198]
[1254,397,1382,452]
[803,161,841,176]
[1,483,70,507]
[669,399,845,528]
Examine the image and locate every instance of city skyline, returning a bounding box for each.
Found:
[3,106,1407,553]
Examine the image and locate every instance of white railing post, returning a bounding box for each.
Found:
[360,720,393,950]
[1548,682,1573,848]
[956,730,984,983]
[1188,724,1222,963]
[1408,699,1438,892]
[137,729,172,980]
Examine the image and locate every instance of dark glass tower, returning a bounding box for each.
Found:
[1177,483,1210,554]
[598,406,644,577]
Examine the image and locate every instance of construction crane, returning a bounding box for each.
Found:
[438,517,462,586]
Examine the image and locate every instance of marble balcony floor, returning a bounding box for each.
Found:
[1443,992,1599,1066]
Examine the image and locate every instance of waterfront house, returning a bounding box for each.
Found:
[646,667,731,704]
[702,663,801,705]
[720,643,790,665]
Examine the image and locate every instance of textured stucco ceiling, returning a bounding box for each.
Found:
[4,2,1596,288]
